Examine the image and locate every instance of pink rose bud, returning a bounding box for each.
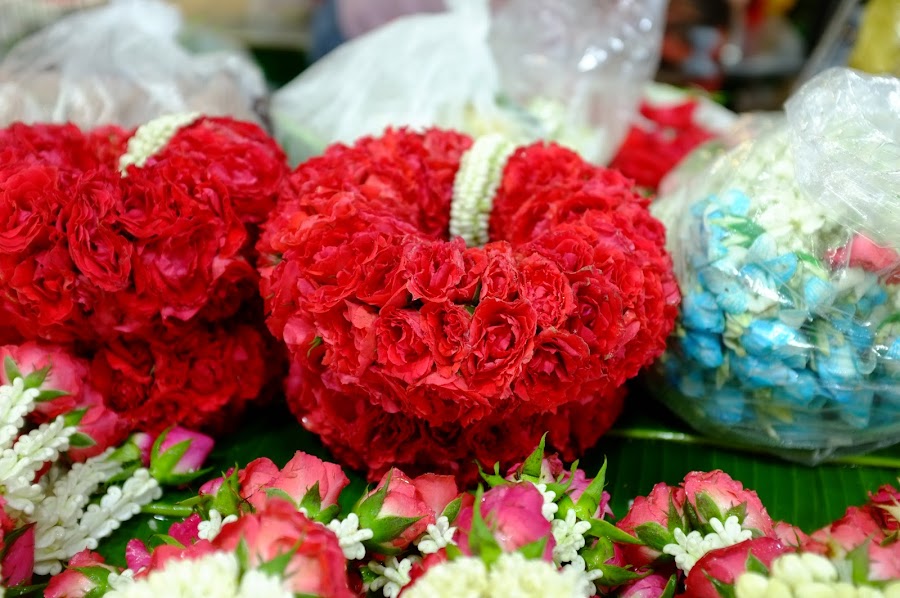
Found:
[868,485,900,532]
[616,482,686,569]
[356,468,434,552]
[685,537,787,598]
[1,523,34,587]
[773,521,809,548]
[132,432,154,467]
[455,483,555,561]
[804,506,887,559]
[45,550,116,598]
[619,573,673,598]
[682,471,775,536]
[243,452,349,520]
[412,473,461,521]
[149,426,214,485]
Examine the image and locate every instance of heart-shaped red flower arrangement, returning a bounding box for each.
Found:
[0,116,288,438]
[259,128,680,481]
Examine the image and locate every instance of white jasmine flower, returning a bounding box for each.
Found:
[198,509,238,542]
[416,516,456,555]
[404,552,589,598]
[237,569,293,598]
[533,482,559,522]
[449,134,516,247]
[662,516,752,574]
[119,112,200,172]
[551,509,591,566]
[326,513,374,561]
[366,556,416,598]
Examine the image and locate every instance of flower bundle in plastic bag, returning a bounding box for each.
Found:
[270,0,666,165]
[0,0,267,128]
[652,68,900,462]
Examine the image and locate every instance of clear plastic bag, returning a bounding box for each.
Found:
[0,0,268,128]
[270,0,666,165]
[652,68,900,462]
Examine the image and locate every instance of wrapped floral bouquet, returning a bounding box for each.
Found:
[652,68,900,460]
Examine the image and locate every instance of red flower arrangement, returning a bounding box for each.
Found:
[0,116,288,439]
[259,128,679,482]
[610,99,716,190]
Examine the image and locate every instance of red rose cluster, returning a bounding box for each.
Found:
[0,117,288,441]
[610,100,715,190]
[259,128,679,481]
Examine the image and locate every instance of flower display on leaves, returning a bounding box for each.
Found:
[654,125,900,455]
[258,127,679,482]
[0,117,288,437]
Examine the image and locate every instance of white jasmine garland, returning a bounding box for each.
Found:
[119,112,200,172]
[449,134,516,247]
[416,515,456,555]
[105,550,293,598]
[366,556,416,598]
[662,516,753,574]
[326,513,374,561]
[533,482,559,522]
[403,552,590,598]
[197,508,238,542]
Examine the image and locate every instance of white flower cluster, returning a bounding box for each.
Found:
[402,552,590,598]
[662,516,753,574]
[416,515,456,555]
[534,482,559,522]
[366,556,416,598]
[119,112,200,172]
[736,552,900,598]
[197,508,239,542]
[326,513,374,560]
[552,509,591,569]
[449,134,516,247]
[0,375,162,575]
[106,550,293,598]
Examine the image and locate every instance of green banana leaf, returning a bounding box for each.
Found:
[96,392,900,568]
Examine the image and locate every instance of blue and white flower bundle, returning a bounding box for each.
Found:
[653,120,900,459]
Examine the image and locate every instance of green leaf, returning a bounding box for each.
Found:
[36,389,70,402]
[235,538,251,572]
[467,487,502,566]
[266,488,298,507]
[709,575,737,598]
[441,497,462,523]
[6,584,49,597]
[594,564,647,586]
[68,432,96,448]
[696,491,724,523]
[23,365,51,388]
[72,565,112,586]
[575,457,607,520]
[745,553,769,576]
[725,502,748,525]
[356,470,391,527]
[213,469,244,517]
[150,438,192,476]
[667,493,686,532]
[3,356,22,383]
[683,500,704,531]
[315,504,341,524]
[521,432,548,480]
[63,408,88,427]
[367,515,421,544]
[587,518,642,545]
[257,547,297,578]
[634,522,675,552]
[477,462,506,488]
[152,534,186,548]
[517,536,548,560]
[299,482,322,516]
[307,336,323,357]
[848,540,872,586]
[659,574,678,598]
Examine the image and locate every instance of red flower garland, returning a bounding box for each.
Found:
[259,129,679,481]
[0,118,288,436]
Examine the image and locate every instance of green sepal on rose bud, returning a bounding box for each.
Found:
[354,471,422,554]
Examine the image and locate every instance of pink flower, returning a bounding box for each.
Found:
[45,551,116,598]
[868,485,900,532]
[804,506,886,559]
[682,470,774,536]
[125,539,152,572]
[619,573,671,598]
[616,483,686,568]
[685,537,787,598]
[455,483,555,561]
[773,521,809,548]
[828,234,900,283]
[0,523,34,587]
[147,426,215,485]
[144,540,216,576]
[238,452,350,517]
[361,469,435,551]
[566,468,613,519]
[213,499,353,597]
[411,473,459,518]
[168,514,202,546]
[199,469,232,496]
[506,454,565,484]
[869,542,900,582]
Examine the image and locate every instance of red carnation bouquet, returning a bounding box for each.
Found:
[259,128,679,482]
[0,114,289,442]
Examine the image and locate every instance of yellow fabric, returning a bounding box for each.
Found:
[849,0,900,76]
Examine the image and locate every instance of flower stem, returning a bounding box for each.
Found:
[141,502,194,518]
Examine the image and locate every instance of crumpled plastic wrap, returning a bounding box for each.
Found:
[651,68,900,462]
[0,0,268,128]
[270,0,666,165]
